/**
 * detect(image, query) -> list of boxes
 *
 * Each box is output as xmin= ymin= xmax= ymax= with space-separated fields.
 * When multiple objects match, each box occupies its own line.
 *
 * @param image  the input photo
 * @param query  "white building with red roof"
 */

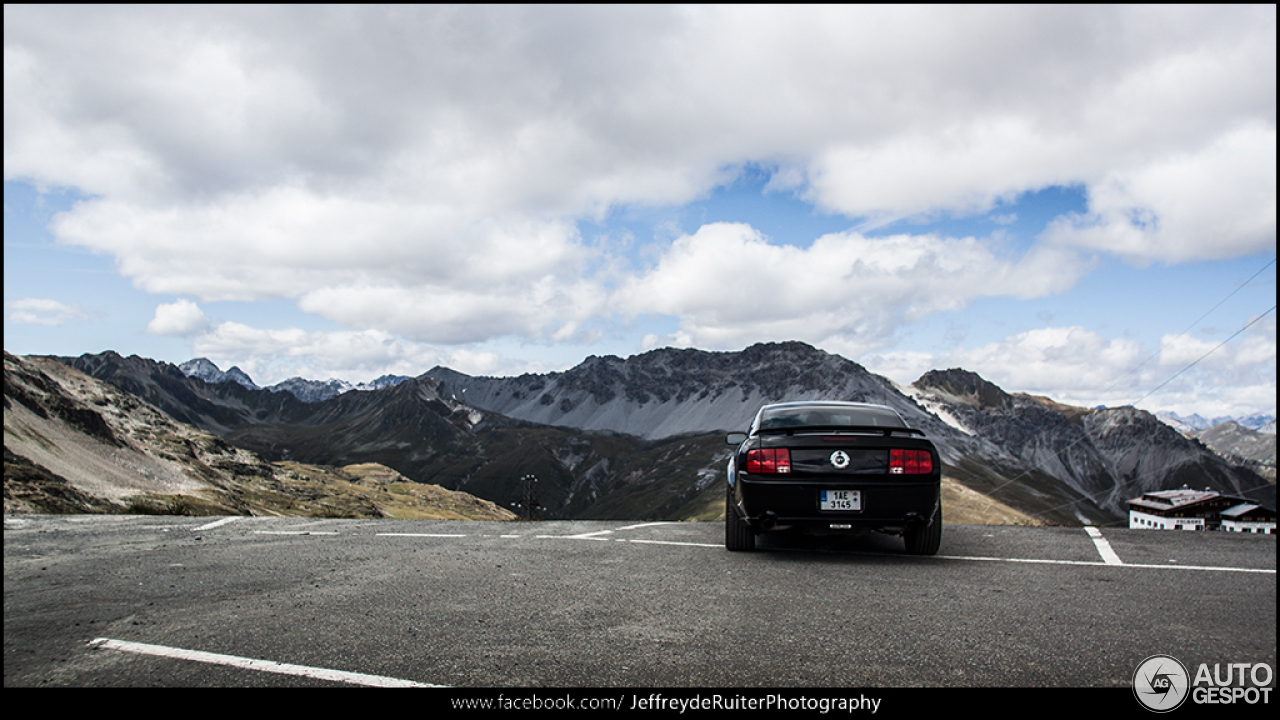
xmin=1128 ymin=488 xmax=1275 ymax=533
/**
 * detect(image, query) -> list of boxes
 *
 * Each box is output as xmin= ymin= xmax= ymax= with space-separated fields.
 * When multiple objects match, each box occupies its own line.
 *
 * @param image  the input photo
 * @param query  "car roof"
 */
xmin=760 ymin=401 xmax=899 ymax=411
xmin=746 ymin=402 xmax=922 ymax=436
xmin=762 ymin=399 xmax=896 ymax=407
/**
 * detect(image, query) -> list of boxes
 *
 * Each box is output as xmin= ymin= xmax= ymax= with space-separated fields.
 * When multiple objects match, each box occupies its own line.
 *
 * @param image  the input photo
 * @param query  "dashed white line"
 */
xmin=88 ymin=638 xmax=439 ymax=687
xmin=626 ymin=539 xmax=723 ymax=548
xmin=1085 ymin=526 xmax=1124 ymax=565
xmin=377 ymin=533 xmax=468 ymax=538
xmin=254 ymin=531 xmax=339 ymax=536
xmin=192 ymin=517 xmax=241 ymax=531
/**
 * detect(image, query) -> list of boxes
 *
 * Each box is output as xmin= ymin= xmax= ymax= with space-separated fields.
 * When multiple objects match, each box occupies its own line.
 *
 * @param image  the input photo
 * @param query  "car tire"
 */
xmin=904 ymin=502 xmax=942 ymax=556
xmin=725 ymin=482 xmax=755 ymax=552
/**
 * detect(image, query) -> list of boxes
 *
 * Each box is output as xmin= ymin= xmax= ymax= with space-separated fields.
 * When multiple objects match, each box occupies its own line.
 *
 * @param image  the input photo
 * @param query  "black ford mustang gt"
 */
xmin=724 ymin=401 xmax=942 ymax=554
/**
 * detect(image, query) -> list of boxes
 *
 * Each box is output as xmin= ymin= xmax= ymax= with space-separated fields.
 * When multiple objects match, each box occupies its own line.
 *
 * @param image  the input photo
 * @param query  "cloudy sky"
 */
xmin=5 ymin=6 xmax=1276 ymax=419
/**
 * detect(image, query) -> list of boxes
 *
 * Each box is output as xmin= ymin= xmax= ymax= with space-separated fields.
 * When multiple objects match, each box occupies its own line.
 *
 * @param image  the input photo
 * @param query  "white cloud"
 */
xmin=48 ymin=189 xmax=588 ymax=300
xmin=47 ymin=188 xmax=604 ymax=343
xmin=1156 ymin=313 xmax=1277 ymax=376
xmin=942 ymin=327 xmax=1147 ymax=401
xmin=864 ymin=317 xmax=1277 ymax=418
xmin=856 ymin=350 xmax=937 ymax=390
xmin=614 ymin=223 xmax=1091 ymax=352
xmin=1134 ymin=314 xmax=1275 ymax=419
xmin=296 ymin=276 xmax=606 ymax=346
xmin=4 ymin=298 xmax=88 ymax=326
xmin=2 ymin=5 xmax=1274 ymax=417
xmin=6 ymin=7 xmax=1273 ymax=341
xmin=145 ymin=299 xmax=209 ymax=336
xmin=189 ymin=321 xmax=551 ymax=386
xmin=1042 ymin=123 xmax=1276 ymax=263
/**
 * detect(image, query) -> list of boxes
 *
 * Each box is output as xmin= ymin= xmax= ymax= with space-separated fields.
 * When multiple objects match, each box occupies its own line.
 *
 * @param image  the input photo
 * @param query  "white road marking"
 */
xmin=254 ymin=531 xmax=339 ymax=536
xmin=192 ymin=517 xmax=241 ymax=531
xmin=614 ymin=522 xmax=680 ymax=531
xmin=626 ymin=539 xmax=723 ymax=548
xmin=88 ymin=637 xmax=440 ymax=687
xmin=278 ymin=520 xmax=355 ymax=530
xmin=565 ymin=525 xmax=614 ymax=535
xmin=933 ymin=554 xmax=1273 ymax=573
xmin=549 ymin=522 xmax=678 ymax=540
xmin=1112 ymin=562 xmax=1274 ymax=573
xmin=1085 ymin=526 xmax=1124 ymax=565
xmin=377 ymin=533 xmax=467 ymax=538
xmin=222 ymin=523 xmax=1271 ymax=574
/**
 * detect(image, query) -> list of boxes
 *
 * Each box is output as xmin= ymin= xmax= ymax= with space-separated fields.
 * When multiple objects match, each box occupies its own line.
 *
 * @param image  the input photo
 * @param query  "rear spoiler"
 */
xmin=757 ymin=425 xmax=927 ymax=438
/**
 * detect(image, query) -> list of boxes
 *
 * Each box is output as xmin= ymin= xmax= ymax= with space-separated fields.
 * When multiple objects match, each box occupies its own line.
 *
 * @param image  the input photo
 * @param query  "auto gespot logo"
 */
xmin=1134 ymin=655 xmax=1274 ymax=712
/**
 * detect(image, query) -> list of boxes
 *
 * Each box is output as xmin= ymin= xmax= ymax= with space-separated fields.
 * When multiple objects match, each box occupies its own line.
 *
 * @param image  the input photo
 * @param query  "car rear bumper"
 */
xmin=736 ymin=474 xmax=940 ymax=532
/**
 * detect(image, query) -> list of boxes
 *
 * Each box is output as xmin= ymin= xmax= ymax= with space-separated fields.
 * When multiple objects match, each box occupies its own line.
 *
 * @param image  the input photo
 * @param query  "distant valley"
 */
xmin=5 ymin=342 xmax=1274 ymax=525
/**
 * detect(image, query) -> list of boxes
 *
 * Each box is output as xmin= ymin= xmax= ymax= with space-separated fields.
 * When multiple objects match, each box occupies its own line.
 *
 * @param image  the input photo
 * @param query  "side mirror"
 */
xmin=725 ymin=432 xmax=748 ymax=446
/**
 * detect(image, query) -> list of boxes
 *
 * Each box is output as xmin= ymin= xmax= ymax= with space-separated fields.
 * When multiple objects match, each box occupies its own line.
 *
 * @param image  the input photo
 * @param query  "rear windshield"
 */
xmin=758 ymin=405 xmax=907 ymax=431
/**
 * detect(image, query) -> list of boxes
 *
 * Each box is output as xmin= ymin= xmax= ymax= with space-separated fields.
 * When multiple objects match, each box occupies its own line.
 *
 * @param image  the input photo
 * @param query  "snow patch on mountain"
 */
xmin=178 ymin=358 xmax=259 ymax=390
xmin=269 ymin=377 xmax=354 ymax=403
xmin=901 ymin=385 xmax=976 ymax=437
xmin=179 ymin=358 xmax=409 ymax=402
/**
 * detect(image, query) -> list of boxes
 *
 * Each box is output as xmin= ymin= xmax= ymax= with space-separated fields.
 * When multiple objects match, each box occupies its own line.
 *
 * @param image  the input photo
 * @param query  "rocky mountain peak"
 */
xmin=1193 ymin=420 xmax=1277 ymax=473
xmin=178 ymin=357 xmax=259 ymax=390
xmin=739 ymin=340 xmax=831 ymax=361
xmin=913 ymin=368 xmax=1012 ymax=410
xmin=178 ymin=357 xmax=220 ymax=379
xmin=423 ymin=340 xmax=904 ymax=441
xmin=222 ymin=366 xmax=259 ymax=389
xmin=269 ymin=376 xmax=353 ymax=403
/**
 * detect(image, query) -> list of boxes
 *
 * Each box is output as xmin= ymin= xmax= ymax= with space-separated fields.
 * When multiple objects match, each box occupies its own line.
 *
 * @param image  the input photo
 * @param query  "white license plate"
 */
xmin=820 ymin=490 xmax=861 ymax=511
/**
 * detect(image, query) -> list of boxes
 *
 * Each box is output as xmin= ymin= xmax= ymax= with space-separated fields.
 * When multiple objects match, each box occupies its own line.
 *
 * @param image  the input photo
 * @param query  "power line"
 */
xmin=1016 ymin=304 xmax=1277 ymax=522
xmin=1128 ymin=305 xmax=1275 ymax=409
xmin=965 ymin=257 xmax=1276 ymax=520
xmin=1092 ymin=258 xmax=1275 ymax=400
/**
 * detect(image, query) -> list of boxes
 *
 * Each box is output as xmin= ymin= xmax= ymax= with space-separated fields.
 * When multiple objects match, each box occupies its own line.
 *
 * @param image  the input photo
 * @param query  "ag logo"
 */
xmin=1133 ymin=654 xmax=1189 ymax=712
xmin=830 ymin=450 xmax=850 ymax=469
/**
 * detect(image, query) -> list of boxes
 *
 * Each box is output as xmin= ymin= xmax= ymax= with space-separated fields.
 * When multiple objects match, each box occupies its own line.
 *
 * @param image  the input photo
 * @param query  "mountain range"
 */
xmin=14 ymin=341 xmax=1268 ymax=526
xmin=172 ymin=351 xmax=1276 ymax=481
xmin=178 ymin=352 xmax=1276 ymax=439
xmin=4 ymin=352 xmax=514 ymax=520
xmin=179 ymin=357 xmax=411 ymax=402
xmin=1157 ymin=410 xmax=1276 ymax=434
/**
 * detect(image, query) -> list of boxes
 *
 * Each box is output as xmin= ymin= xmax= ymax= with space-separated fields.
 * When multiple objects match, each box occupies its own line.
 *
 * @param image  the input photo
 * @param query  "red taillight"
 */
xmin=890 ymin=449 xmax=933 ymax=475
xmin=746 ymin=448 xmax=791 ymax=474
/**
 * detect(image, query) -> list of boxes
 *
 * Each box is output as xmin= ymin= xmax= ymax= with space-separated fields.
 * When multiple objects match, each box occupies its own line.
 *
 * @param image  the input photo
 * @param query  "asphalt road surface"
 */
xmin=4 ymin=515 xmax=1275 ymax=688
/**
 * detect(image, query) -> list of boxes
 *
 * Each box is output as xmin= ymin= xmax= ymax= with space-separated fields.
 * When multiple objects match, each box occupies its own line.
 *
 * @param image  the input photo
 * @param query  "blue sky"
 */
xmin=4 ymin=6 xmax=1276 ymax=419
